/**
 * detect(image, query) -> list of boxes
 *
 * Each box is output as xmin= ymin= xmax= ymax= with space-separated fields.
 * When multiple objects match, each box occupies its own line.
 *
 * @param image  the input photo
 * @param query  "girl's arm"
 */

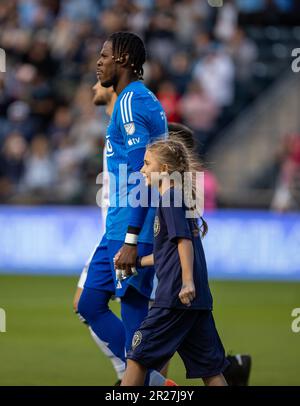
xmin=139 ymin=254 xmax=154 ymax=267
xmin=177 ymin=238 xmax=195 ymax=306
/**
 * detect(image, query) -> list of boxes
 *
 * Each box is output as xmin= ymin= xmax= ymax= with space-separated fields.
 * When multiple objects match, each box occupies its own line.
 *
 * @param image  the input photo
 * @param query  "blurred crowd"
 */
xmin=0 ymin=0 xmax=298 ymax=205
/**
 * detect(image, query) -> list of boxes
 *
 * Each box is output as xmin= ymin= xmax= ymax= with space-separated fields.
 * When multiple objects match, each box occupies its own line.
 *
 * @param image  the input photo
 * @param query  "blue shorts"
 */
xmin=127 ymin=307 xmax=229 ymax=379
xmin=84 ymin=234 xmax=155 ymax=299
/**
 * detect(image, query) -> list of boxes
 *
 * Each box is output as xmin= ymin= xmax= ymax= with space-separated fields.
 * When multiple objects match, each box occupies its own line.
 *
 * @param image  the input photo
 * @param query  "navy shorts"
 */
xmin=127 ymin=307 xmax=229 ymax=379
xmin=84 ymin=233 xmax=155 ymax=299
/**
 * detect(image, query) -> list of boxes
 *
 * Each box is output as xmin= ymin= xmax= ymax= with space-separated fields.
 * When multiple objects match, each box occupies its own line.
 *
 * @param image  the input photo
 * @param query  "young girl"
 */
xmin=121 ymin=138 xmax=229 ymax=386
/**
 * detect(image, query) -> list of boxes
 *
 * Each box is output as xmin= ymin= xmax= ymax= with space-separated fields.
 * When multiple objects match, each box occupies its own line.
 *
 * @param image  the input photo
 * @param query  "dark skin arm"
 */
xmin=114 ymin=244 xmax=138 ymax=276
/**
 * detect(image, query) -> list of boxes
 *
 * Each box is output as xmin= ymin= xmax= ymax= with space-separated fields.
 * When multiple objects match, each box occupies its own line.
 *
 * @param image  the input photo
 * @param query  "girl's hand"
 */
xmin=179 ymin=281 xmax=195 ymax=307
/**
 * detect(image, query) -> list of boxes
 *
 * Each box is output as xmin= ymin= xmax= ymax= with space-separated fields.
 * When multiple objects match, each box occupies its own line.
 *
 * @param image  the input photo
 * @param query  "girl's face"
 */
xmin=141 ymin=149 xmax=163 ymax=187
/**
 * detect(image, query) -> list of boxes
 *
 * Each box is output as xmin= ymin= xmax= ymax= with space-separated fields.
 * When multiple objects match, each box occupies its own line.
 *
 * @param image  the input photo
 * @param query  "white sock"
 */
xmin=89 ymin=327 xmax=126 ymax=380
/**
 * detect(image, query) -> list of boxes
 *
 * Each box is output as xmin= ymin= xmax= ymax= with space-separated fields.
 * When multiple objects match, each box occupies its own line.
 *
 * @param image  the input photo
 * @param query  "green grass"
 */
xmin=0 ymin=275 xmax=299 ymax=386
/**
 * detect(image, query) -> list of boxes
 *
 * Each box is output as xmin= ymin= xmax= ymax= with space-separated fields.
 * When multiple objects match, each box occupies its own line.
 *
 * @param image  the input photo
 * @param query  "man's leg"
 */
xmin=78 ymin=287 xmax=126 ymax=380
xmin=73 ymin=259 xmax=89 ymax=314
xmin=77 ymin=235 xmax=127 ymax=380
xmin=73 ymin=286 xmax=83 ymax=313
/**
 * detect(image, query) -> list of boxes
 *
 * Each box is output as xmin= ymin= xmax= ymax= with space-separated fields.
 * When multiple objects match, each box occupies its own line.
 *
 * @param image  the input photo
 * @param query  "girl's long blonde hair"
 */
xmin=147 ymin=136 xmax=208 ymax=237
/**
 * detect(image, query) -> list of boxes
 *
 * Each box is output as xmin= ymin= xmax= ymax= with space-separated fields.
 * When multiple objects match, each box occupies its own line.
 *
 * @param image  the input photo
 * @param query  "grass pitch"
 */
xmin=0 ymin=275 xmax=299 ymax=386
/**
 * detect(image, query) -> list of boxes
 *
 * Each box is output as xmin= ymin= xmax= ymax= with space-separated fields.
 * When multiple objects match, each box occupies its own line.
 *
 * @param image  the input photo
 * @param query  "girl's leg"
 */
xmin=121 ymin=359 xmax=147 ymax=386
xmin=203 ymin=374 xmax=228 ymax=386
xmin=121 ymin=287 xmax=172 ymax=386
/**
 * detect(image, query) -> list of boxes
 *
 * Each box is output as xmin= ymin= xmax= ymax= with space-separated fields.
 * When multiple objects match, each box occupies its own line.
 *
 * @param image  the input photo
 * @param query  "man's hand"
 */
xmin=114 ymin=244 xmax=138 ymax=276
xmin=179 ymin=281 xmax=195 ymax=307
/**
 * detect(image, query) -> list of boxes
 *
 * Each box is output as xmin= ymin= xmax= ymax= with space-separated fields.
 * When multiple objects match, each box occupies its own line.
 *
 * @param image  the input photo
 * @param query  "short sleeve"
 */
xmin=119 ymin=92 xmax=150 ymax=152
xmin=161 ymin=189 xmax=192 ymax=242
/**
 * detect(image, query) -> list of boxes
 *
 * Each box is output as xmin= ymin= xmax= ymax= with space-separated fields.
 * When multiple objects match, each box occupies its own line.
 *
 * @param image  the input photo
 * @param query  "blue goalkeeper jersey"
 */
xmin=105 ymin=81 xmax=168 ymax=243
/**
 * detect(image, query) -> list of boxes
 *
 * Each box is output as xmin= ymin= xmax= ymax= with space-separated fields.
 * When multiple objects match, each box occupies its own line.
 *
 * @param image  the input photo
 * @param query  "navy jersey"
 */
xmin=105 ymin=81 xmax=168 ymax=243
xmin=153 ymin=187 xmax=213 ymax=310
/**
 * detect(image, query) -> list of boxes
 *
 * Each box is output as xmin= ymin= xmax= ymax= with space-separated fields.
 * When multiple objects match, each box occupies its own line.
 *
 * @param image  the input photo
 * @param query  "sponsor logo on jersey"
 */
xmin=128 ymin=137 xmax=140 ymax=146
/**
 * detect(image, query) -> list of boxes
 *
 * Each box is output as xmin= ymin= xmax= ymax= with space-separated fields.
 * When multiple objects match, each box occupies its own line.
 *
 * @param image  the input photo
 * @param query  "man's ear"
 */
xmin=119 ymin=53 xmax=130 ymax=67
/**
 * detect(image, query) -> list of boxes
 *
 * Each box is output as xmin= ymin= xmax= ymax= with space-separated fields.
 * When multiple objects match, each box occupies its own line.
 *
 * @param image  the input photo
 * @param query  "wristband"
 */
xmin=125 ymin=233 xmax=138 ymax=245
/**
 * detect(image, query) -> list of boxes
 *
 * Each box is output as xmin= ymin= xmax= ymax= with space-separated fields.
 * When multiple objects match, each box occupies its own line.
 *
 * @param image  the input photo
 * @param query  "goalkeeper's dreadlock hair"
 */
xmin=108 ymin=32 xmax=146 ymax=80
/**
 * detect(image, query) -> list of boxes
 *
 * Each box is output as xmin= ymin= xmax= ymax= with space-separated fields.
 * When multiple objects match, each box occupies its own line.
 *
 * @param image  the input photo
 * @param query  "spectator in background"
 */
xmin=99 ymin=8 xmax=126 ymax=34
xmin=203 ymin=170 xmax=219 ymax=212
xmin=272 ymin=0 xmax=294 ymax=12
xmin=29 ymin=71 xmax=56 ymax=132
xmin=5 ymin=101 xmax=36 ymax=142
xmin=236 ymin=0 xmax=266 ymax=14
xmin=47 ymin=106 xmax=73 ymax=149
xmin=49 ymin=17 xmax=79 ymax=61
xmin=226 ymin=27 xmax=258 ymax=107
xmin=69 ymin=83 xmax=105 ymax=162
xmin=24 ymin=32 xmax=56 ymax=78
xmin=145 ymin=2 xmax=177 ymax=66
xmin=169 ymin=52 xmax=191 ymax=94
xmin=53 ymin=135 xmax=82 ymax=203
xmin=144 ymin=60 xmax=166 ymax=94
xmin=214 ymin=0 xmax=238 ymax=43
xmin=17 ymin=0 xmax=57 ymax=29
xmin=157 ymin=80 xmax=181 ymax=123
xmin=0 ymin=131 xmax=27 ymax=201
xmin=13 ymin=64 xmax=38 ymax=102
xmin=226 ymin=28 xmax=258 ymax=84
xmin=193 ymin=46 xmax=235 ymax=108
xmin=174 ymin=0 xmax=210 ymax=46
xmin=22 ymin=135 xmax=56 ymax=195
xmin=179 ymin=81 xmax=219 ymax=152
xmin=271 ymin=133 xmax=300 ymax=211
xmin=127 ymin=1 xmax=150 ymax=36
xmin=193 ymin=31 xmax=214 ymax=59
xmin=60 ymin=0 xmax=100 ymax=22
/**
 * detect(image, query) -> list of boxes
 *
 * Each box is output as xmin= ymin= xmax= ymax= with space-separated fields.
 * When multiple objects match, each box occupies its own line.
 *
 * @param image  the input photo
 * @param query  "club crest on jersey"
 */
xmin=124 ymin=122 xmax=135 ymax=136
xmin=154 ymin=216 xmax=160 ymax=237
xmin=132 ymin=331 xmax=142 ymax=350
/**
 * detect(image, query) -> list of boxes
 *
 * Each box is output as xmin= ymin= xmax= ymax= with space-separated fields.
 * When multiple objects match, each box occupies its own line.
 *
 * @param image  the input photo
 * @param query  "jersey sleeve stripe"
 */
xmin=128 ymin=91 xmax=133 ymax=122
xmin=120 ymin=93 xmax=127 ymax=124
xmin=123 ymin=92 xmax=130 ymax=123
